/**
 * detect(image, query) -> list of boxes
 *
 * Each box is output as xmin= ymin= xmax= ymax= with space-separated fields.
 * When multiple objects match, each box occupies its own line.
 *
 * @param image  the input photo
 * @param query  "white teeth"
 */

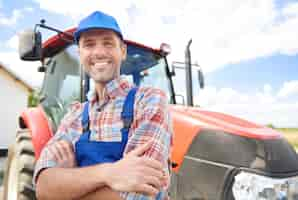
xmin=94 ymin=62 xmax=108 ymax=66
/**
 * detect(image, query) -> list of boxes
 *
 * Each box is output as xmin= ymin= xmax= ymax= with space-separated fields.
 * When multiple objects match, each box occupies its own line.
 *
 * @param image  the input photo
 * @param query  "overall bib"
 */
xmin=74 ymin=87 xmax=164 ymax=199
xmin=75 ymin=87 xmax=138 ymax=167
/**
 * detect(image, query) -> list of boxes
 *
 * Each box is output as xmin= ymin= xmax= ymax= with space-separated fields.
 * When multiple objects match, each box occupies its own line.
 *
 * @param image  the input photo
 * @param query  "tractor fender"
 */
xmin=20 ymin=105 xmax=53 ymax=160
xmin=170 ymin=106 xmax=202 ymax=172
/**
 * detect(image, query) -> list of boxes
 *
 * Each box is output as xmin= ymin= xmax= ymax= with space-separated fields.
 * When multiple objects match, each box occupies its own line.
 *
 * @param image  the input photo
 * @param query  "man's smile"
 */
xmin=91 ymin=60 xmax=112 ymax=70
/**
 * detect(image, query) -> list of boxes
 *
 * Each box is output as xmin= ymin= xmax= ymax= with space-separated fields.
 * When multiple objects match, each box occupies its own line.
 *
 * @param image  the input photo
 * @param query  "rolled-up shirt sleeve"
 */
xmin=33 ymin=102 xmax=83 ymax=185
xmin=120 ymin=88 xmax=173 ymax=200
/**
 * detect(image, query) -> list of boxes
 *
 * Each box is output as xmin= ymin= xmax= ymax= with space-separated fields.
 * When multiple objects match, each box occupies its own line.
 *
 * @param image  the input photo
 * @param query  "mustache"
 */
xmin=88 ymin=55 xmax=112 ymax=61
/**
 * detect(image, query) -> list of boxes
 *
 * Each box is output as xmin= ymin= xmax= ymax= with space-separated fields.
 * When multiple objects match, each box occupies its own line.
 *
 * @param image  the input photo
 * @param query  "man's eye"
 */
xmin=104 ymin=41 xmax=114 ymax=47
xmin=83 ymin=42 xmax=94 ymax=48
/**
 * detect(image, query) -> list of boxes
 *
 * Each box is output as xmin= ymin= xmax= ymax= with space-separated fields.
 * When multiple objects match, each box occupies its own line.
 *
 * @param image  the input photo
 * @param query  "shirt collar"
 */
xmin=87 ymin=75 xmax=133 ymax=105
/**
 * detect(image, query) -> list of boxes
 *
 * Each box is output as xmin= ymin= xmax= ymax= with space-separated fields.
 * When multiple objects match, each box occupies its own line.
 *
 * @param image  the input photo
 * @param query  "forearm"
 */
xmin=36 ymin=163 xmax=111 ymax=200
xmin=79 ymin=186 xmax=122 ymax=200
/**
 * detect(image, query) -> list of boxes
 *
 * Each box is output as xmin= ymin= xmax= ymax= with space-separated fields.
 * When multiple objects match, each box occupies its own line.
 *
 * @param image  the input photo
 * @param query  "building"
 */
xmin=0 ymin=63 xmax=33 ymax=153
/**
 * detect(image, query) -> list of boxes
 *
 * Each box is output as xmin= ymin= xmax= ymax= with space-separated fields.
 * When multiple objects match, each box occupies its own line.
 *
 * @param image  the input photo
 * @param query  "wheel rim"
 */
xmin=6 ymin=152 xmax=18 ymax=200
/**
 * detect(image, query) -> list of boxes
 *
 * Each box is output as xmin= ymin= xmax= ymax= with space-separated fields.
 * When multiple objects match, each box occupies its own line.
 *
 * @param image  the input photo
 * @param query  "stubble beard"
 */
xmin=87 ymin=65 xmax=120 ymax=85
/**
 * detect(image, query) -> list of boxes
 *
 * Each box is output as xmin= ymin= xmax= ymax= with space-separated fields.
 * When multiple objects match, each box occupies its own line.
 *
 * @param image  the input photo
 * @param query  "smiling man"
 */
xmin=34 ymin=11 xmax=172 ymax=200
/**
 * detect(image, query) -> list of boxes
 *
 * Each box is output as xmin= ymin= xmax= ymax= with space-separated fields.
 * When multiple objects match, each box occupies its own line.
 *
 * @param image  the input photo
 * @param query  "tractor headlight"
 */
xmin=232 ymin=171 xmax=298 ymax=200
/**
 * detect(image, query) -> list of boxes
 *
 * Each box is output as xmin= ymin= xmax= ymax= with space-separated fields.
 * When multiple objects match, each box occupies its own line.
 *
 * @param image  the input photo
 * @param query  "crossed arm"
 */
xmin=35 ymin=88 xmax=172 ymax=200
xmin=36 ymin=140 xmax=166 ymax=200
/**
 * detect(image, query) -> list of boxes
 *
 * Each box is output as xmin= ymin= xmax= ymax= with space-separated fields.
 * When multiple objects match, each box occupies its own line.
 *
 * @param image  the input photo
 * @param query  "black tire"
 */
xmin=3 ymin=129 xmax=36 ymax=200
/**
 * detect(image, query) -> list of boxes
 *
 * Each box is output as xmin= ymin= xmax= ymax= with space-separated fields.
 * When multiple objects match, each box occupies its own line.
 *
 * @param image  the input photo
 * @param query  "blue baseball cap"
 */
xmin=74 ymin=11 xmax=123 ymax=43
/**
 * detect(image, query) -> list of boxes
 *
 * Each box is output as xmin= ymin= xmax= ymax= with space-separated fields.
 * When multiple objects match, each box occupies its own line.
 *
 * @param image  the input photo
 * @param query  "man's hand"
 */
xmin=106 ymin=140 xmax=166 ymax=197
xmin=48 ymin=140 xmax=77 ymax=168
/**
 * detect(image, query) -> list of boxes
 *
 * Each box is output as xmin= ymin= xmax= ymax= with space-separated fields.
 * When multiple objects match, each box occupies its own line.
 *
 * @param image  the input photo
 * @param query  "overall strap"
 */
xmin=81 ymin=87 xmax=138 ymax=139
xmin=121 ymin=87 xmax=138 ymax=134
xmin=82 ymin=101 xmax=90 ymax=133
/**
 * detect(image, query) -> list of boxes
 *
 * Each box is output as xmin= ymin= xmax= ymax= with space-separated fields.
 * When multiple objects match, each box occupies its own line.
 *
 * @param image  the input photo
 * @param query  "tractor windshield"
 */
xmin=40 ymin=44 xmax=173 ymax=131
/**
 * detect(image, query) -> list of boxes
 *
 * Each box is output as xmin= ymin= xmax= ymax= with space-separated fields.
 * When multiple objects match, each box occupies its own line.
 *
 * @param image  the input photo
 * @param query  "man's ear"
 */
xmin=121 ymin=42 xmax=127 ymax=61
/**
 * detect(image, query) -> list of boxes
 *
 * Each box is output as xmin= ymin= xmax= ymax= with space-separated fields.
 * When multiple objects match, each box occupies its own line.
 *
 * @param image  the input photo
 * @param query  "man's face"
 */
xmin=78 ymin=29 xmax=126 ymax=84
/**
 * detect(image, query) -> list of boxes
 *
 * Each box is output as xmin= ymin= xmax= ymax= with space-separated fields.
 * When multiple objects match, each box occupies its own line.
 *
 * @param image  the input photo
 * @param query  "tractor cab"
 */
xmin=39 ymin=41 xmax=175 ymax=132
xmin=18 ymin=21 xmax=203 ymax=132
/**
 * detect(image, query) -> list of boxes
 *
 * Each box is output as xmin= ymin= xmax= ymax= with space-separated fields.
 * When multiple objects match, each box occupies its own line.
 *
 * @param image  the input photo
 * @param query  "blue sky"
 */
xmin=208 ymin=53 xmax=298 ymax=93
xmin=0 ymin=0 xmax=297 ymax=127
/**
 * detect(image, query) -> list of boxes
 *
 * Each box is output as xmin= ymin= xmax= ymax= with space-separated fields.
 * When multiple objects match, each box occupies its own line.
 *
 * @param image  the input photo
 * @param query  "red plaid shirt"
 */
xmin=34 ymin=76 xmax=173 ymax=200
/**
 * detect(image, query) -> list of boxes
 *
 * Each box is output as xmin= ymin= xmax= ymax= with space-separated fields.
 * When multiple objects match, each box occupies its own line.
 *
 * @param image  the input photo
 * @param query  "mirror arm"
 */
xmin=35 ymin=19 xmax=74 ymax=43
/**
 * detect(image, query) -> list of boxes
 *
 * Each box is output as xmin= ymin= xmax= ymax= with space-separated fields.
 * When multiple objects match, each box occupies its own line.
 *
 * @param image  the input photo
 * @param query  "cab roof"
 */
xmin=42 ymin=28 xmax=163 ymax=58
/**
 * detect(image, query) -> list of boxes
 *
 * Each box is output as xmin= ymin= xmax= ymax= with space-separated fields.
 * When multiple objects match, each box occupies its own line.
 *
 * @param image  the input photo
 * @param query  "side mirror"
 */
xmin=18 ymin=29 xmax=42 ymax=61
xmin=198 ymin=69 xmax=205 ymax=89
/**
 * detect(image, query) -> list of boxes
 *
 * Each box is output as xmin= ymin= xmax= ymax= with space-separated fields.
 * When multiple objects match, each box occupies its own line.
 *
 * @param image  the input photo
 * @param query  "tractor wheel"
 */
xmin=3 ymin=129 xmax=36 ymax=200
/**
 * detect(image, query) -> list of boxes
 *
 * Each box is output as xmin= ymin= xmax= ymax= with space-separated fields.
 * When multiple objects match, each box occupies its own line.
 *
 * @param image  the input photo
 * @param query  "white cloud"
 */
xmin=0 ymin=9 xmax=22 ymax=26
xmin=33 ymin=0 xmax=131 ymax=28
xmin=264 ymin=84 xmax=272 ymax=94
xmin=217 ymin=88 xmax=238 ymax=104
xmin=278 ymin=80 xmax=298 ymax=98
xmin=30 ymin=0 xmax=298 ymax=73
xmin=0 ymin=7 xmax=33 ymax=26
xmin=256 ymin=91 xmax=276 ymax=104
xmin=24 ymin=7 xmax=34 ymax=12
xmin=195 ymin=86 xmax=218 ymax=106
xmin=0 ymin=50 xmax=42 ymax=88
xmin=195 ymin=83 xmax=298 ymax=127
xmin=6 ymin=35 xmax=18 ymax=50
xmin=282 ymin=2 xmax=298 ymax=17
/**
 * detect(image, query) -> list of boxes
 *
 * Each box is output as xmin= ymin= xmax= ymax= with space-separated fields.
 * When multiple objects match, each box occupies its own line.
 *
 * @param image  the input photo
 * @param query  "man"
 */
xmin=34 ymin=10 xmax=172 ymax=200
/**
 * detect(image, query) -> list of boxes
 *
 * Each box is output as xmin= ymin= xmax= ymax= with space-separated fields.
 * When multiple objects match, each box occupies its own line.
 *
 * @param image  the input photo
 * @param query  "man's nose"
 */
xmin=91 ymin=43 xmax=108 ymax=57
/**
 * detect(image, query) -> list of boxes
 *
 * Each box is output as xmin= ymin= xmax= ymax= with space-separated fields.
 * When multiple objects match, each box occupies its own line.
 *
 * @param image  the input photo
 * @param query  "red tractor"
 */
xmin=3 ymin=20 xmax=298 ymax=200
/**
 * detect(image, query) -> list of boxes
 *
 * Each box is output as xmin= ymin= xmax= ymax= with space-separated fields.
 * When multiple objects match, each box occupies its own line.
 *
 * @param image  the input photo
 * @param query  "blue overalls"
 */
xmin=75 ymin=87 xmax=138 ymax=167
xmin=74 ymin=87 xmax=164 ymax=199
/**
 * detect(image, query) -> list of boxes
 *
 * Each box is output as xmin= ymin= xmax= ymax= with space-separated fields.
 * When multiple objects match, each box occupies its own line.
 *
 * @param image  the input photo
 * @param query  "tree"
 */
xmin=267 ymin=123 xmax=275 ymax=129
xmin=27 ymin=90 xmax=40 ymax=107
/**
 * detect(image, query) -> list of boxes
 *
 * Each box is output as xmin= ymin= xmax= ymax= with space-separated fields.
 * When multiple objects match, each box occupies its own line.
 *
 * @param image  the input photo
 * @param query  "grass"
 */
xmin=276 ymin=128 xmax=298 ymax=150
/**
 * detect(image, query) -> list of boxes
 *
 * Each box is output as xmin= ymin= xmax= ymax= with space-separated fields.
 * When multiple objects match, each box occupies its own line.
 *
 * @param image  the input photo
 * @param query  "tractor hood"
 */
xmin=170 ymin=105 xmax=282 ymax=140
xmin=169 ymin=105 xmax=298 ymax=175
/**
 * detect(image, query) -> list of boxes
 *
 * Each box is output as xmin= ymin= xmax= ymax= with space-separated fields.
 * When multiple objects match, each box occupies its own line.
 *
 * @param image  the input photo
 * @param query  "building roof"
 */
xmin=0 ymin=62 xmax=34 ymax=92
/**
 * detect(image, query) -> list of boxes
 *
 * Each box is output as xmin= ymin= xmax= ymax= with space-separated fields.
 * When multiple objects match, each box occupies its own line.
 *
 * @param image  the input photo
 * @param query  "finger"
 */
xmin=135 ymin=184 xmax=159 ymax=197
xmin=143 ymin=176 xmax=162 ymax=190
xmin=128 ymin=139 xmax=154 ymax=157
xmin=61 ymin=141 xmax=76 ymax=165
xmin=60 ymin=140 xmax=75 ymax=159
xmin=55 ymin=142 xmax=68 ymax=160
xmin=48 ymin=145 xmax=63 ymax=162
xmin=141 ymin=166 xmax=164 ymax=180
xmin=141 ymin=157 xmax=163 ymax=171
xmin=161 ymin=173 xmax=169 ymax=187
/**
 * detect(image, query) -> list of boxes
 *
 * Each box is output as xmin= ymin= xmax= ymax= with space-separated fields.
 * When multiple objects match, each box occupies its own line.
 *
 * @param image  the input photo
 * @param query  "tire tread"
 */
xmin=3 ymin=129 xmax=36 ymax=200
